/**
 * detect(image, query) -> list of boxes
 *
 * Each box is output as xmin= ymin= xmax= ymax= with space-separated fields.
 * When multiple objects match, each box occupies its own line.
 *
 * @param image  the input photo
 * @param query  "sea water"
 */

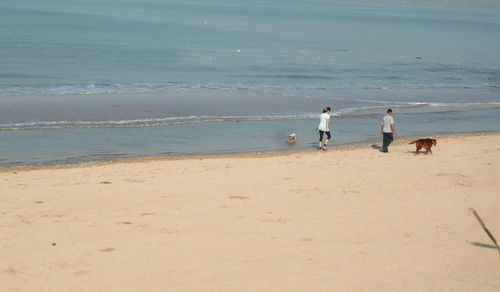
xmin=1 ymin=0 xmax=499 ymax=167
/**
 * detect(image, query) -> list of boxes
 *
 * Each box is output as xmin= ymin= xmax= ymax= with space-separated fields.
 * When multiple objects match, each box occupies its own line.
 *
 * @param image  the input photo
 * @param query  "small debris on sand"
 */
xmin=229 ymin=196 xmax=249 ymax=200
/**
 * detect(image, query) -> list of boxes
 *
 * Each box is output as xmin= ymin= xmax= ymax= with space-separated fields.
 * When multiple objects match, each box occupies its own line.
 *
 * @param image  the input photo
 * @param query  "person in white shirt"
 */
xmin=318 ymin=107 xmax=331 ymax=150
xmin=380 ymin=108 xmax=396 ymax=153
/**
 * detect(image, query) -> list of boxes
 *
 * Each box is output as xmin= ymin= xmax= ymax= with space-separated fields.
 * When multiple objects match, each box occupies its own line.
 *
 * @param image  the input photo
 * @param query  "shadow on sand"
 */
xmin=371 ymin=145 xmax=384 ymax=152
xmin=470 ymin=241 xmax=499 ymax=250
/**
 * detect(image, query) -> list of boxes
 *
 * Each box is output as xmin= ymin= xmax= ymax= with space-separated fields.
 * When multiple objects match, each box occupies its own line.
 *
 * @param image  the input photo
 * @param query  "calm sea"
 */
xmin=1 ymin=0 xmax=500 ymax=167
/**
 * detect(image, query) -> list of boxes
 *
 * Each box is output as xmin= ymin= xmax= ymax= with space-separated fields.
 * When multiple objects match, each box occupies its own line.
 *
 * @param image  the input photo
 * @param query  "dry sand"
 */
xmin=1 ymin=134 xmax=499 ymax=291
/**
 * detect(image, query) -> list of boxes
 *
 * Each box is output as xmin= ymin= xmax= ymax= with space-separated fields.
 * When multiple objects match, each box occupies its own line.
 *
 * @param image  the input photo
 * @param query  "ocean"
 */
xmin=1 ymin=0 xmax=500 ymax=167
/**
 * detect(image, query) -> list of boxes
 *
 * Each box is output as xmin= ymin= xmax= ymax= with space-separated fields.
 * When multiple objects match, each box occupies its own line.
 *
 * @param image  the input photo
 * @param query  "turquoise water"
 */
xmin=1 ymin=0 xmax=500 ymax=166
xmin=2 ymin=0 xmax=500 ymax=91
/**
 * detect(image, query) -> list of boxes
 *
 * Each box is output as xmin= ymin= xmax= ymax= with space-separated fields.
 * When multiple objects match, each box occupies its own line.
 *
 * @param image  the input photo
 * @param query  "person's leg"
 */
xmin=382 ymin=133 xmax=389 ymax=152
xmin=323 ymin=131 xmax=331 ymax=148
xmin=319 ymin=131 xmax=324 ymax=148
xmin=387 ymin=133 xmax=394 ymax=149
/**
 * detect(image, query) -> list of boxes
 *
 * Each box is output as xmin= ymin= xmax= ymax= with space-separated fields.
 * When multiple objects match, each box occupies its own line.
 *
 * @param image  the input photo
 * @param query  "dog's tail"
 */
xmin=409 ymin=140 xmax=416 ymax=144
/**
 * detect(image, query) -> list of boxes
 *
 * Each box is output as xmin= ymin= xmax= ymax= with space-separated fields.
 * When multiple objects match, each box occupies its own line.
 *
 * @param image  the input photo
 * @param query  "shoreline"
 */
xmin=2 ymin=131 xmax=499 ymax=173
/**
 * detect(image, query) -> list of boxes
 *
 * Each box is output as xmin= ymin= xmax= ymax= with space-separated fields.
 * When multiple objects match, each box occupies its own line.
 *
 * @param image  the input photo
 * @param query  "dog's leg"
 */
xmin=416 ymin=145 xmax=421 ymax=154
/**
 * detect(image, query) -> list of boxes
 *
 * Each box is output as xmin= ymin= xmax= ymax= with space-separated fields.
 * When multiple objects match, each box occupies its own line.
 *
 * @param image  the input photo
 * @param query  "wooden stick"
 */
xmin=470 ymin=208 xmax=500 ymax=257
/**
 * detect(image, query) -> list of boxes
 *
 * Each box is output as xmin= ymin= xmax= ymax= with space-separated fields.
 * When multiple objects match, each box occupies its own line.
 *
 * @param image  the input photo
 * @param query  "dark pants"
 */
xmin=382 ymin=132 xmax=393 ymax=152
xmin=319 ymin=130 xmax=331 ymax=142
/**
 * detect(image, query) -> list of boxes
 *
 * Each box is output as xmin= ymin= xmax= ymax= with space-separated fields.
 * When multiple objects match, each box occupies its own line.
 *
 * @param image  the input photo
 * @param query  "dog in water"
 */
xmin=288 ymin=133 xmax=296 ymax=144
xmin=409 ymin=138 xmax=437 ymax=154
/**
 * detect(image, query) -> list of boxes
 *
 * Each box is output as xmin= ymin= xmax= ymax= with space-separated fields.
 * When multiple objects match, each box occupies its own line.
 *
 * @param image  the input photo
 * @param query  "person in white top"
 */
xmin=380 ymin=108 xmax=396 ymax=153
xmin=318 ymin=107 xmax=331 ymax=150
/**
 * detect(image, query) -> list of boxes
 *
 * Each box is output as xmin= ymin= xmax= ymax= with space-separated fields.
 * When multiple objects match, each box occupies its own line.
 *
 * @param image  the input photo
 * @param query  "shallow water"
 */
xmin=2 ymin=107 xmax=499 ymax=167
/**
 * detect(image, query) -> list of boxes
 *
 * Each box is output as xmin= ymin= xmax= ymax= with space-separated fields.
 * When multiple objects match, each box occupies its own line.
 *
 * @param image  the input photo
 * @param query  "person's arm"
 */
xmin=391 ymin=123 xmax=396 ymax=136
xmin=380 ymin=122 xmax=384 ymax=134
xmin=327 ymin=117 xmax=330 ymax=131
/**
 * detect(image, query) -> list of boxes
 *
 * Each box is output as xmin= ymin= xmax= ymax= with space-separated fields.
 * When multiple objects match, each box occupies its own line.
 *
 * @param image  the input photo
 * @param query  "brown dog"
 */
xmin=409 ymin=138 xmax=437 ymax=154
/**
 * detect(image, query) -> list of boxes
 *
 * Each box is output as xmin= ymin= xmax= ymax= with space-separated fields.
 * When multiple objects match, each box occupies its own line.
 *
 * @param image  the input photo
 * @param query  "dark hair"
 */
xmin=322 ymin=108 xmax=327 ymax=113
xmin=326 ymin=107 xmax=331 ymax=111
xmin=387 ymin=108 xmax=393 ymax=113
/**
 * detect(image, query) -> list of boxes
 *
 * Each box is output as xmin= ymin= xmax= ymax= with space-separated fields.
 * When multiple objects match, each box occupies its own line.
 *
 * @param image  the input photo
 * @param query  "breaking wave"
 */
xmin=2 ymin=101 xmax=499 ymax=131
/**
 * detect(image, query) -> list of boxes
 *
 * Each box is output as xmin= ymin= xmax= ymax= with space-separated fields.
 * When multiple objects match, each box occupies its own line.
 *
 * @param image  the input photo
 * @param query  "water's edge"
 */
xmin=2 ymin=131 xmax=497 ymax=172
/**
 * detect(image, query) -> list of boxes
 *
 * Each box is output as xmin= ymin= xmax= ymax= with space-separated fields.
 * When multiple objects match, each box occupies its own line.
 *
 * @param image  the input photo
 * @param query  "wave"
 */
xmin=0 ymin=115 xmax=318 ymax=130
xmin=2 ymin=101 xmax=499 ymax=131
xmin=0 ymin=82 xmax=496 ymax=96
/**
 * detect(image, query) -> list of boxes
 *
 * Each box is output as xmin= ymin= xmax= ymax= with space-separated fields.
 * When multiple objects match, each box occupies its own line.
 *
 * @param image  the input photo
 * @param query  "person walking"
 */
xmin=381 ymin=108 xmax=396 ymax=153
xmin=318 ymin=107 xmax=331 ymax=150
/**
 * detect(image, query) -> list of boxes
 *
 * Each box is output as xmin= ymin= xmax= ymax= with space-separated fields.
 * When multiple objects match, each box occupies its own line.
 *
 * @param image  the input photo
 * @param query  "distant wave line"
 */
xmin=0 ymin=82 xmax=496 ymax=96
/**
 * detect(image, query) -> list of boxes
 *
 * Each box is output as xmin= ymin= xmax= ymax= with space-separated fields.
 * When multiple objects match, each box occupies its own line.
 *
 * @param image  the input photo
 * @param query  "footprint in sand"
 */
xmin=124 ymin=179 xmax=143 ymax=183
xmin=42 ymin=214 xmax=66 ymax=218
xmin=35 ymin=201 xmax=44 ymax=204
xmin=54 ymin=260 xmax=82 ymax=268
xmin=455 ymin=182 xmax=472 ymax=187
xmin=99 ymin=181 xmax=112 ymax=184
xmin=229 ymin=196 xmax=249 ymax=200
xmin=262 ymin=218 xmax=287 ymax=224
xmin=161 ymin=228 xmax=179 ymax=235
xmin=313 ymin=187 xmax=326 ymax=195
xmin=436 ymin=172 xmax=466 ymax=177
xmin=74 ymin=270 xmax=87 ymax=276
xmin=3 ymin=268 xmax=17 ymax=275
xmin=100 ymin=247 xmax=115 ymax=252
xmin=135 ymin=224 xmax=149 ymax=229
xmin=117 ymin=221 xmax=132 ymax=225
xmin=140 ymin=212 xmax=154 ymax=216
xmin=343 ymin=190 xmax=360 ymax=194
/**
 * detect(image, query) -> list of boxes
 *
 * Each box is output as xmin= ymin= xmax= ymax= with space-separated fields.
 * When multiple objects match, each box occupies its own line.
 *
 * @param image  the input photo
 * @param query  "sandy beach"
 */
xmin=1 ymin=134 xmax=499 ymax=291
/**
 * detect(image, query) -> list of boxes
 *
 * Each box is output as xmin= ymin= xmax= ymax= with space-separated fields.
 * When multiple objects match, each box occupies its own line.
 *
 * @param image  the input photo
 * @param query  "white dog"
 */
xmin=288 ymin=133 xmax=296 ymax=144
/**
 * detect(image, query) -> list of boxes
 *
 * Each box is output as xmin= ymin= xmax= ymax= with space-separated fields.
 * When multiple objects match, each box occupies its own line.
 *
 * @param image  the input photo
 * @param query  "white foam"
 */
xmin=2 ymin=100 xmax=499 ymax=131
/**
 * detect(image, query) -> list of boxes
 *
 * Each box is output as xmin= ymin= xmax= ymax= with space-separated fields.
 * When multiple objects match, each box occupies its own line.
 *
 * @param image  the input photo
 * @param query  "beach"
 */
xmin=1 ymin=134 xmax=499 ymax=291
xmin=2 ymin=0 xmax=500 ymax=290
